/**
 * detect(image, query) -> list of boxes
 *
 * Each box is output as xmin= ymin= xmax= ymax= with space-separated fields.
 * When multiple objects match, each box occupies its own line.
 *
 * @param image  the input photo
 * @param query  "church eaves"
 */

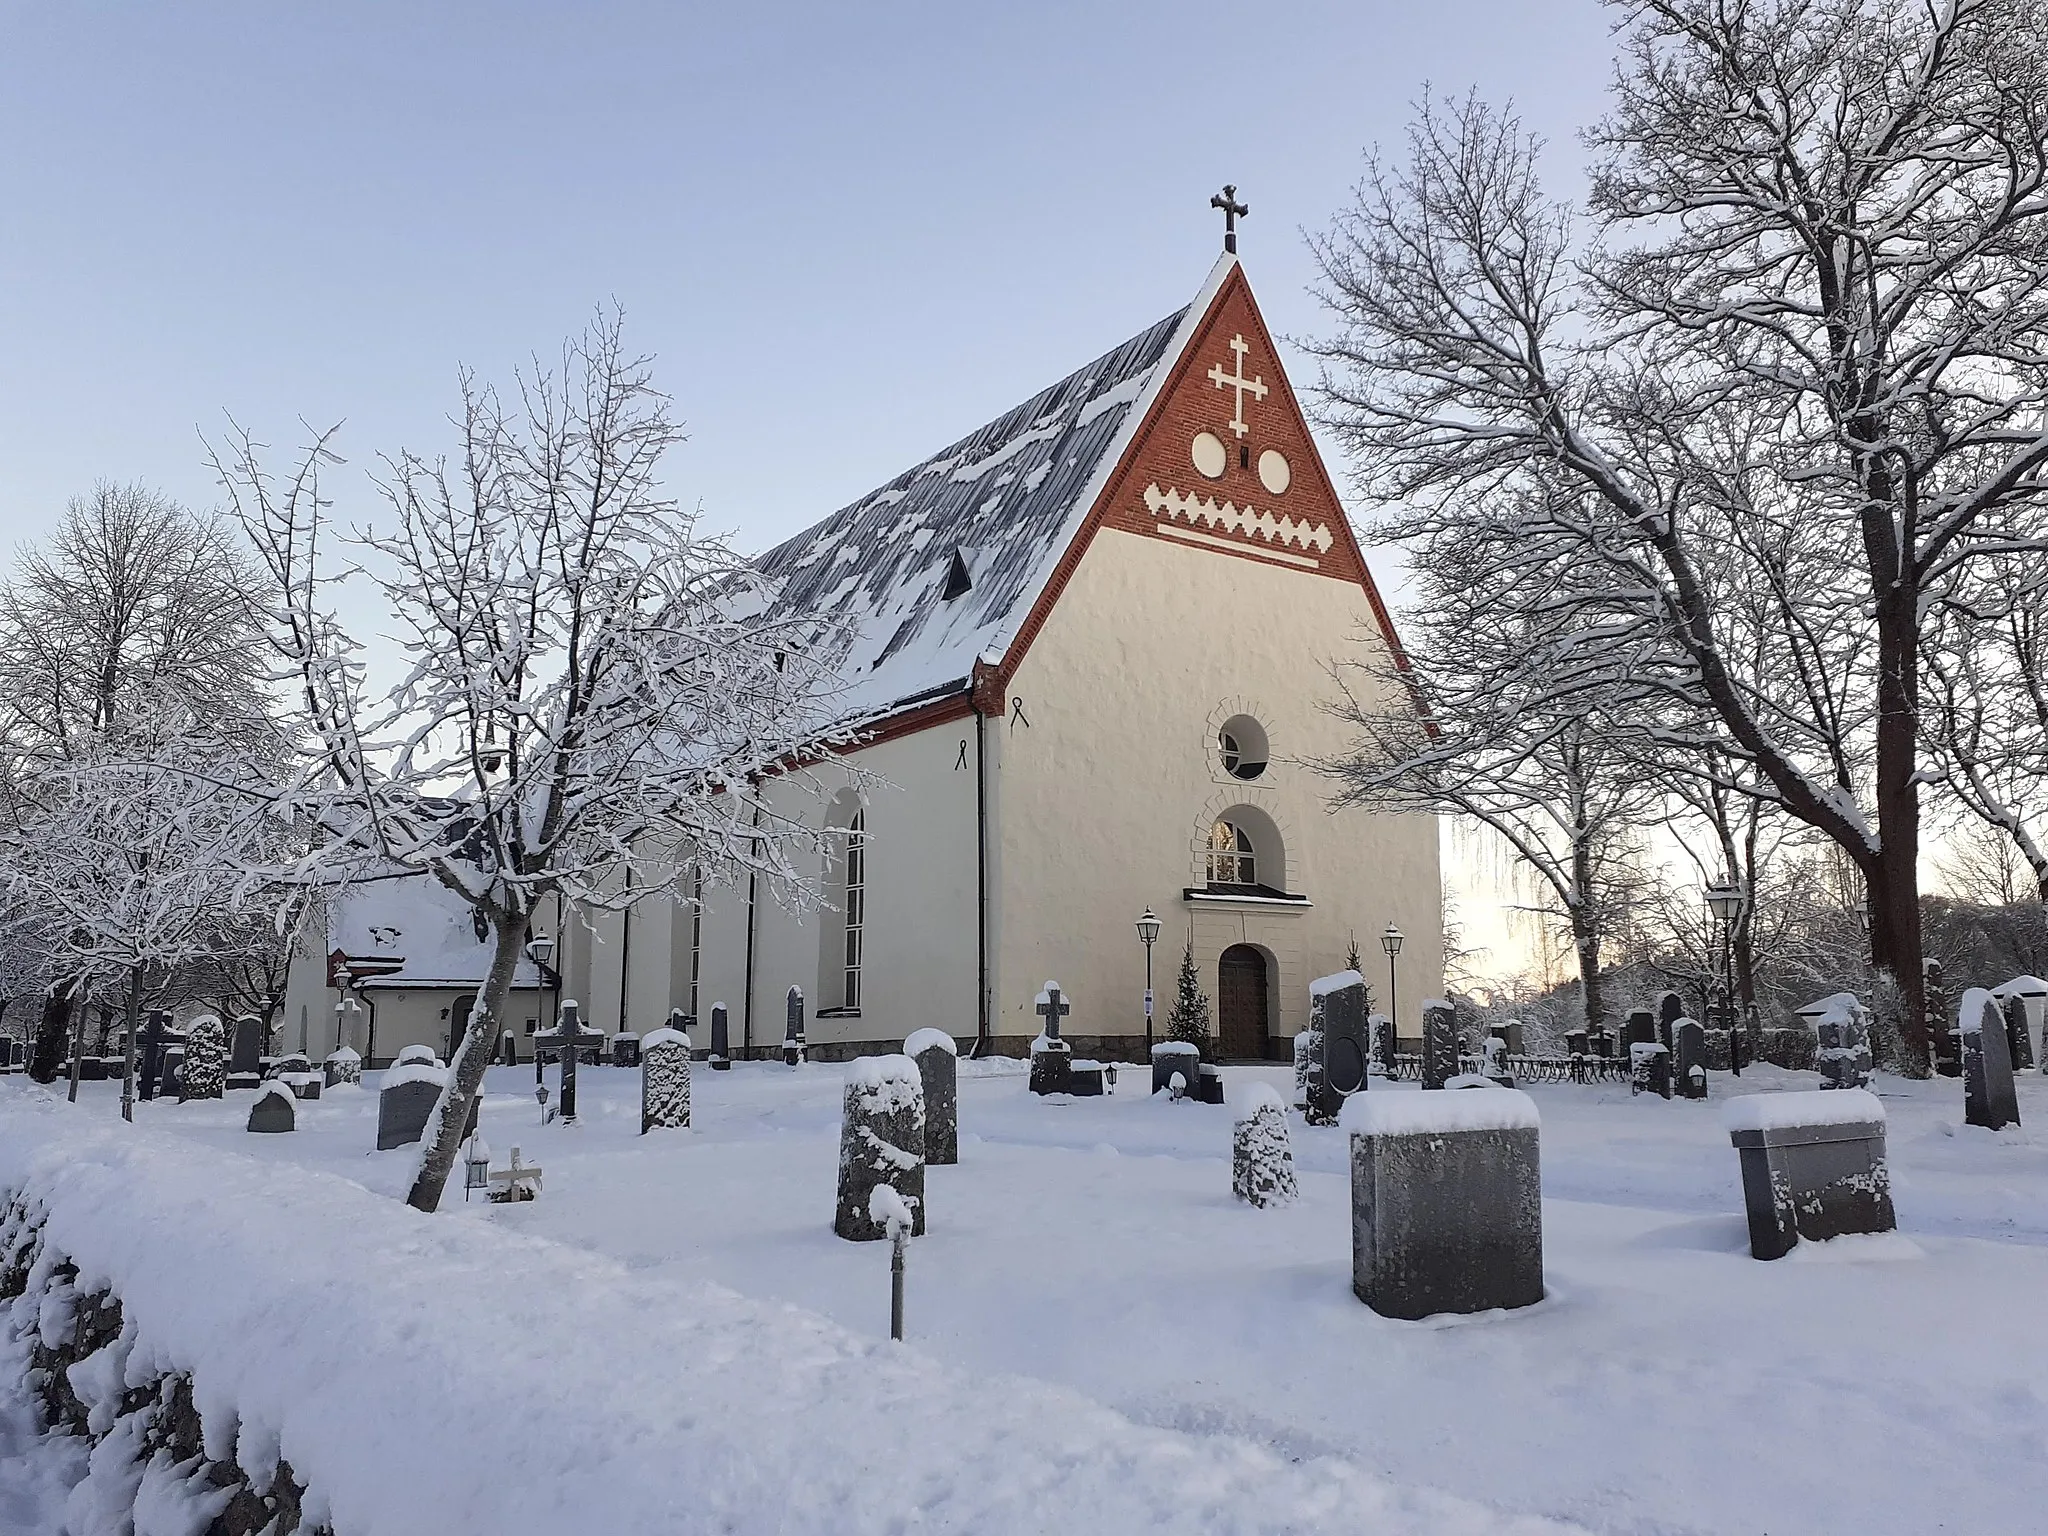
xmin=753 ymin=256 xmax=1241 ymax=729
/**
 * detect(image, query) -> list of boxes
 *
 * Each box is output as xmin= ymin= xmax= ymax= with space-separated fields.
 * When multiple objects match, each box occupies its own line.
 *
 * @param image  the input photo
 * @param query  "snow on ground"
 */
xmin=8 ymin=1058 xmax=2048 ymax=1535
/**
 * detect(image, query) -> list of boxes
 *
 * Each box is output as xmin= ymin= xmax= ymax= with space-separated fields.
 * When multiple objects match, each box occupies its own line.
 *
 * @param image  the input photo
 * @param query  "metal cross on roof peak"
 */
xmin=1210 ymin=185 xmax=1249 ymax=254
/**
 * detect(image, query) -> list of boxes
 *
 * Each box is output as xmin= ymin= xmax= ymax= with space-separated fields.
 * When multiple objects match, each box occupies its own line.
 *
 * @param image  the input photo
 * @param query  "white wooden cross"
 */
xmin=1207 ymin=334 xmax=1268 ymax=439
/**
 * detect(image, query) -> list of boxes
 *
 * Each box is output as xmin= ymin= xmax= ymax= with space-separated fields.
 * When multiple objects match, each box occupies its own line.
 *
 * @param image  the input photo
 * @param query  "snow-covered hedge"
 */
xmin=0 ymin=1088 xmax=1572 ymax=1535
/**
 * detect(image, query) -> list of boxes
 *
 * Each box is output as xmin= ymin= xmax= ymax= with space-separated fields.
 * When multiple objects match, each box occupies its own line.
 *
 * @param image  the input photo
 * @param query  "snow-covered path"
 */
xmin=11 ymin=1060 xmax=2048 ymax=1534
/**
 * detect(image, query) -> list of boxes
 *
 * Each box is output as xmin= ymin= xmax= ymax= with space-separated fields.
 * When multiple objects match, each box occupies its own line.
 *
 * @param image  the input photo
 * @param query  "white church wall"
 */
xmin=992 ymin=527 xmax=1443 ymax=1051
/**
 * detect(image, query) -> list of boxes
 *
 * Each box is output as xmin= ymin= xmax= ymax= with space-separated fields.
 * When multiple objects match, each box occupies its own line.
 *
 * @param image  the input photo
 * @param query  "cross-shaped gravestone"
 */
xmin=541 ymin=1000 xmax=604 ymax=1122
xmin=1207 ymin=334 xmax=1268 ymax=440
xmin=138 ymin=1012 xmax=177 ymax=1101
xmin=1209 ymin=183 xmax=1249 ymax=254
xmin=1035 ymin=984 xmax=1070 ymax=1042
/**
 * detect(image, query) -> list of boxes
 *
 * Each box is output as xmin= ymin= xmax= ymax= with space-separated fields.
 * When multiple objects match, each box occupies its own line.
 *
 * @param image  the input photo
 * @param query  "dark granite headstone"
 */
xmin=228 ymin=1015 xmax=265 ymax=1086
xmin=709 ymin=1002 xmax=730 ymax=1069
xmin=1564 ymin=1030 xmax=1589 ymax=1058
xmin=1310 ymin=977 xmax=1369 ymax=1122
xmin=2001 ymin=994 xmax=2034 ymax=1073
xmin=1034 ymin=983 xmax=1071 ymax=1043
xmin=137 ymin=1012 xmax=177 ymax=1101
xmin=1348 ymin=1091 xmax=1544 ymax=1319
xmin=1490 ymin=1019 xmax=1525 ymax=1057
xmin=1674 ymin=1019 xmax=1708 ymax=1099
xmin=1151 ymin=1040 xmax=1200 ymax=1096
xmin=1926 ymin=960 xmax=1961 ymax=1077
xmin=1068 ymin=1060 xmax=1107 ymax=1097
xmin=161 ymin=1049 xmax=185 ymax=1099
xmin=610 ymin=1033 xmax=641 ymax=1069
xmin=640 ymin=1026 xmax=691 ymax=1133
xmin=246 ymin=1084 xmax=296 ymax=1134
xmin=1797 ymin=993 xmax=1873 ymax=1091
xmin=1963 ymin=989 xmax=2021 ymax=1132
xmin=1624 ymin=1009 xmax=1657 ymax=1049
xmin=1657 ymin=993 xmax=1683 ymax=1056
xmin=1630 ymin=1042 xmax=1673 ymax=1099
xmin=1373 ymin=1015 xmax=1398 ymax=1075
xmin=784 ymin=986 xmax=806 ymax=1066
xmin=1195 ymin=1062 xmax=1224 ymax=1104
xmin=1727 ymin=1091 xmax=1895 ymax=1259
xmin=376 ymin=1070 xmax=445 ymax=1150
xmin=906 ymin=1030 xmax=957 ymax=1164
xmin=76 ymin=1057 xmax=107 ymax=1081
xmin=834 ymin=1056 xmax=925 ymax=1241
xmin=1029 ymin=1038 xmax=1074 ymax=1096
xmin=1421 ymin=1001 xmax=1459 ymax=1090
xmin=1589 ymin=1028 xmax=1615 ymax=1059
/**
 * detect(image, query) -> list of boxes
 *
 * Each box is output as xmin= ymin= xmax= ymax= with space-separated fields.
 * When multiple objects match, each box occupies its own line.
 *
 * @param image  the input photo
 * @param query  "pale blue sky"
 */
xmin=0 ymin=2 xmax=1612 ymax=553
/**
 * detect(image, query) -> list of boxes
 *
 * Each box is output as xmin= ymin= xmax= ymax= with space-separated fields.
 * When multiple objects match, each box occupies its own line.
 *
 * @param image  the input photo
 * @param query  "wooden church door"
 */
xmin=1217 ymin=945 xmax=1269 ymax=1059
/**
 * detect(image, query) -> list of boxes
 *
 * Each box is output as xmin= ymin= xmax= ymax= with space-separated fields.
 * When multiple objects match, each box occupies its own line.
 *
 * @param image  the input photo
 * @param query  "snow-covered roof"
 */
xmin=331 ymin=876 xmax=546 ymax=991
xmin=754 ymin=258 xmax=1234 ymax=724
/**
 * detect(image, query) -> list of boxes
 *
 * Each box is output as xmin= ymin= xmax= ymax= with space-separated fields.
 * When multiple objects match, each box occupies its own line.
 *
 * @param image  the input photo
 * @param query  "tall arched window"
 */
xmin=842 ymin=810 xmax=866 ymax=1009
xmin=1207 ymin=818 xmax=1256 ymax=887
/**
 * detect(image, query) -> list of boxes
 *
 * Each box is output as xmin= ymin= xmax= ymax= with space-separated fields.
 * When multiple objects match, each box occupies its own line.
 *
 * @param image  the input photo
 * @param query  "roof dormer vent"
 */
xmin=941 ymin=548 xmax=974 ymax=601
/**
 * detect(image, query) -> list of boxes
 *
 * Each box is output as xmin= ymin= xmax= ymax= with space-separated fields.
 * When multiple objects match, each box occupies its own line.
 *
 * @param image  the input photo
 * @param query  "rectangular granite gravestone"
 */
xmin=1028 ymin=1036 xmax=1074 ymax=1095
xmin=1307 ymin=971 xmax=1370 ymax=1123
xmin=1657 ymin=993 xmax=1683 ymax=1056
xmin=1961 ymin=987 xmax=2021 ymax=1132
xmin=1674 ymin=1019 xmax=1708 ymax=1099
xmin=1195 ymin=1062 xmax=1223 ymax=1104
xmin=137 ymin=1013 xmax=177 ymax=1101
xmin=1725 ymin=1089 xmax=1895 ymax=1259
xmin=784 ymin=987 xmax=806 ymax=1065
xmin=227 ymin=1015 xmax=265 ymax=1089
xmin=1796 ymin=992 xmax=1873 ymax=1091
xmin=905 ymin=1029 xmax=957 ymax=1164
xmin=610 ymin=1033 xmax=641 ymax=1069
xmin=1343 ymin=1087 xmax=1544 ymax=1319
xmin=1069 ymin=1059 xmax=1107 ymax=1097
xmin=1421 ymin=1000 xmax=1459 ymax=1090
xmin=2002 ymin=993 xmax=2035 ymax=1074
xmin=708 ymin=1002 xmax=731 ymax=1070
xmin=160 ymin=1049 xmax=185 ymax=1099
xmin=246 ymin=1083 xmax=297 ymax=1134
xmin=1373 ymin=1015 xmax=1397 ymax=1076
xmin=1926 ymin=959 xmax=1962 ymax=1077
xmin=1625 ymin=1009 xmax=1657 ymax=1049
xmin=1151 ymin=1040 xmax=1200 ymax=1096
xmin=1630 ymin=1041 xmax=1673 ymax=1099
xmin=323 ymin=1046 xmax=362 ymax=1087
xmin=834 ymin=1055 xmax=925 ymax=1241
xmin=377 ymin=1061 xmax=448 ymax=1150
xmin=640 ymin=1026 xmax=691 ymax=1133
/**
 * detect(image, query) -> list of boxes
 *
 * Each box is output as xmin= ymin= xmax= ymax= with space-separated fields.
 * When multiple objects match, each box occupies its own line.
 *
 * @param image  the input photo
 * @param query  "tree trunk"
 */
xmin=1574 ymin=923 xmax=1606 ymax=1037
xmin=1868 ymin=588 xmax=1930 ymax=1077
xmin=406 ymin=909 xmax=529 ymax=1213
xmin=120 ymin=964 xmax=143 ymax=1124
xmin=28 ymin=985 xmax=72 ymax=1084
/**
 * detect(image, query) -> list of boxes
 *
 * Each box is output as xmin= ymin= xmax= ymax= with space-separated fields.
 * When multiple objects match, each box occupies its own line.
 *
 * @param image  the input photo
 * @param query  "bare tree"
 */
xmin=1310 ymin=3 xmax=2048 ymax=1070
xmin=216 ymin=308 xmax=862 ymax=1212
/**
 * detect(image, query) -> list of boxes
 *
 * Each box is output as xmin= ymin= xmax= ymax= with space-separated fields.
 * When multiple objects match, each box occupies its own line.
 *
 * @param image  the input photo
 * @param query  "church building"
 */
xmin=288 ymin=237 xmax=1442 ymax=1065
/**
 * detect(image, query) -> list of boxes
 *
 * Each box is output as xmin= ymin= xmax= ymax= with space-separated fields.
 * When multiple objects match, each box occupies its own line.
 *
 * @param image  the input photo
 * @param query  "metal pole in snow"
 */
xmin=890 ymin=1224 xmax=907 ymax=1342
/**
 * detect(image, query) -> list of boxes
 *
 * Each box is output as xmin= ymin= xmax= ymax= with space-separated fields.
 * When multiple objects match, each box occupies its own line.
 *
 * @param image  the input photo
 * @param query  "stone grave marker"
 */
xmin=1674 ymin=1019 xmax=1708 ymax=1099
xmin=1306 ymin=971 xmax=1369 ymax=1123
xmin=1029 ymin=983 xmax=1075 ymax=1096
xmin=323 ymin=1046 xmax=362 ymax=1087
xmin=1151 ymin=1040 xmax=1198 ymax=1098
xmin=1962 ymin=987 xmax=2021 ymax=1132
xmin=1589 ymin=1027 xmax=1615 ymax=1060
xmin=537 ymin=1001 xmax=603 ymax=1120
xmin=1421 ymin=1000 xmax=1459 ymax=1090
xmin=1630 ymin=1041 xmax=1673 ymax=1099
xmin=610 ymin=1033 xmax=641 ymax=1069
xmin=161 ymin=1049 xmax=185 ymax=1099
xmin=1564 ymin=1029 xmax=1589 ymax=1058
xmin=1926 ymin=959 xmax=1961 ymax=1077
xmin=2002 ymin=993 xmax=2035 ymax=1074
xmin=227 ymin=1015 xmax=265 ymax=1088
xmin=784 ymin=986 xmax=806 ymax=1065
xmin=180 ymin=1016 xmax=227 ymax=1101
xmin=1725 ymin=1089 xmax=1895 ymax=1259
xmin=1194 ymin=1061 xmax=1223 ymax=1104
xmin=639 ymin=1025 xmax=691 ymax=1133
xmin=246 ymin=1083 xmax=296 ymax=1134
xmin=1070 ymin=1059 xmax=1108 ymax=1097
xmin=1344 ymin=1086 xmax=1544 ymax=1319
xmin=377 ymin=1058 xmax=448 ymax=1150
xmin=709 ymin=1001 xmax=731 ymax=1069
xmin=1657 ymin=993 xmax=1683 ymax=1056
xmin=1232 ymin=1083 xmax=1298 ymax=1207
xmin=1482 ymin=1034 xmax=1517 ymax=1088
xmin=137 ymin=1012 xmax=178 ymax=1101
xmin=1991 ymin=977 xmax=2047 ymax=1073
xmin=1795 ymin=992 xmax=1873 ymax=1090
xmin=1625 ymin=1009 xmax=1657 ymax=1049
xmin=1292 ymin=1030 xmax=1312 ymax=1108
xmin=834 ymin=1055 xmax=925 ymax=1241
xmin=905 ymin=1029 xmax=957 ymax=1165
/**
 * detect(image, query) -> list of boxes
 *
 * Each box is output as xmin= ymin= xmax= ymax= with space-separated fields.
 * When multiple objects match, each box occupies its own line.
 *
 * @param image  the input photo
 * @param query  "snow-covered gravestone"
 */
xmin=179 ymin=1015 xmax=227 ymax=1102
xmin=1925 ymin=959 xmax=1961 ymax=1077
xmin=640 ymin=1025 xmax=691 ymax=1134
xmin=1656 ymin=992 xmax=1683 ymax=1056
xmin=227 ymin=1014 xmax=265 ymax=1087
xmin=905 ymin=1029 xmax=957 ymax=1165
xmin=1151 ymin=1040 xmax=1199 ymax=1096
xmin=1029 ymin=981 xmax=1074 ymax=1096
xmin=1961 ymin=987 xmax=2021 ymax=1132
xmin=245 ymin=1082 xmax=295 ymax=1134
xmin=1231 ymin=1083 xmax=1298 ymax=1207
xmin=611 ymin=1033 xmax=641 ymax=1069
xmin=1420 ymin=1000 xmax=1459 ymax=1090
xmin=785 ymin=987 xmax=806 ymax=1066
xmin=1625 ymin=1008 xmax=1657 ymax=1049
xmin=1630 ymin=1041 xmax=1673 ymax=1099
xmin=1795 ymin=992 xmax=1873 ymax=1091
xmin=1990 ymin=976 xmax=2047 ymax=1073
xmin=2001 ymin=993 xmax=2035 ymax=1074
xmin=1673 ymin=1019 xmax=1708 ymax=1099
xmin=1725 ymin=1089 xmax=1895 ymax=1259
xmin=1344 ymin=1087 xmax=1544 ymax=1319
xmin=1305 ymin=970 xmax=1369 ymax=1124
xmin=323 ymin=1045 xmax=362 ymax=1088
xmin=835 ymin=1056 xmax=925 ymax=1242
xmin=377 ymin=1056 xmax=449 ymax=1151
xmin=709 ymin=1001 xmax=731 ymax=1070
xmin=1292 ymin=1030 xmax=1312 ymax=1108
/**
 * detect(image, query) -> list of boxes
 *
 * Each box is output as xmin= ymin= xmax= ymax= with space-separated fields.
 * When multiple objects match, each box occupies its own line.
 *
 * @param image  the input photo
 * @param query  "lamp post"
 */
xmin=1380 ymin=922 xmax=1403 ymax=1067
xmin=526 ymin=933 xmax=557 ymax=1085
xmin=1705 ymin=882 xmax=1743 ymax=1076
xmin=1135 ymin=908 xmax=1161 ymax=1054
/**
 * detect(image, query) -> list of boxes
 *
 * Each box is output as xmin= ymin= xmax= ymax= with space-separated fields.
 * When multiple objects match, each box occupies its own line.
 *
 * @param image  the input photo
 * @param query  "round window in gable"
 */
xmin=1218 ymin=715 xmax=1269 ymax=780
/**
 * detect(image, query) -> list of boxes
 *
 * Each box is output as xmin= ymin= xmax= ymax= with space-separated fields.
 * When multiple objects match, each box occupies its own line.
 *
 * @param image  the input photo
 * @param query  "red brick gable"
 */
xmin=1094 ymin=266 xmax=1369 ymax=584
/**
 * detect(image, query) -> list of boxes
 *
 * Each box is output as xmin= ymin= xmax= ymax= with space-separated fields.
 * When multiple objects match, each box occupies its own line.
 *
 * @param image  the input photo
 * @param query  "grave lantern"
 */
xmin=463 ymin=1134 xmax=492 ymax=1201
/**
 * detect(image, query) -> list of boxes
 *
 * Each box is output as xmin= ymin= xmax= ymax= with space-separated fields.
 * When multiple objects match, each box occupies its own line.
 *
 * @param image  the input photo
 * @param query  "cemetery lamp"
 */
xmin=1704 ymin=884 xmax=1743 ymax=1076
xmin=1135 ymin=908 xmax=1162 ymax=1053
xmin=1380 ymin=923 xmax=1403 ymax=1043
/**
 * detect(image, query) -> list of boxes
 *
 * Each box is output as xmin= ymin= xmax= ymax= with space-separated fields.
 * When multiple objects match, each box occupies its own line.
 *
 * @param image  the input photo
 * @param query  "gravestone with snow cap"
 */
xmin=784 ymin=987 xmax=806 ymax=1065
xmin=246 ymin=1082 xmax=296 ymax=1134
xmin=1630 ymin=1041 xmax=1673 ymax=1099
xmin=377 ymin=1057 xmax=448 ymax=1150
xmin=1673 ymin=1019 xmax=1708 ymax=1099
xmin=1421 ymin=999 xmax=1459 ymax=1090
xmin=323 ymin=1045 xmax=362 ymax=1087
xmin=1990 ymin=976 xmax=2047 ymax=1072
xmin=1232 ymin=1083 xmax=1298 ymax=1207
xmin=611 ymin=1033 xmax=641 ymax=1069
xmin=1029 ymin=982 xmax=1075 ymax=1095
xmin=137 ymin=1012 xmax=179 ymax=1101
xmin=1306 ymin=970 xmax=1369 ymax=1123
xmin=1152 ymin=1040 xmax=1200 ymax=1097
xmin=1345 ymin=1086 xmax=1543 ymax=1319
xmin=1657 ymin=992 xmax=1683 ymax=1056
xmin=1926 ymin=959 xmax=1961 ymax=1077
xmin=1961 ymin=987 xmax=2020 ymax=1132
xmin=905 ymin=1029 xmax=957 ymax=1164
xmin=227 ymin=1014 xmax=265 ymax=1088
xmin=640 ymin=1024 xmax=691 ymax=1133
xmin=834 ymin=1055 xmax=925 ymax=1241
xmin=179 ymin=1015 xmax=226 ymax=1102
xmin=708 ymin=1001 xmax=730 ymax=1070
xmin=1795 ymin=992 xmax=1872 ymax=1091
xmin=1725 ymin=1089 xmax=1894 ymax=1259
xmin=1625 ymin=1008 xmax=1657 ymax=1049
xmin=2002 ymin=993 xmax=2035 ymax=1073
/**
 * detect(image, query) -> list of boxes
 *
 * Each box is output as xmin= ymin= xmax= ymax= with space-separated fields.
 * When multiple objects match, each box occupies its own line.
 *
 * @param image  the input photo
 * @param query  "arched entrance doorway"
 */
xmin=448 ymin=991 xmax=477 ymax=1064
xmin=1217 ymin=945 xmax=1269 ymax=1060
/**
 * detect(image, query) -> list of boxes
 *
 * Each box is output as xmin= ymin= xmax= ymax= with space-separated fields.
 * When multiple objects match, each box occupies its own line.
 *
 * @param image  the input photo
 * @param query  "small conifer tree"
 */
xmin=1167 ymin=945 xmax=1212 ymax=1059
